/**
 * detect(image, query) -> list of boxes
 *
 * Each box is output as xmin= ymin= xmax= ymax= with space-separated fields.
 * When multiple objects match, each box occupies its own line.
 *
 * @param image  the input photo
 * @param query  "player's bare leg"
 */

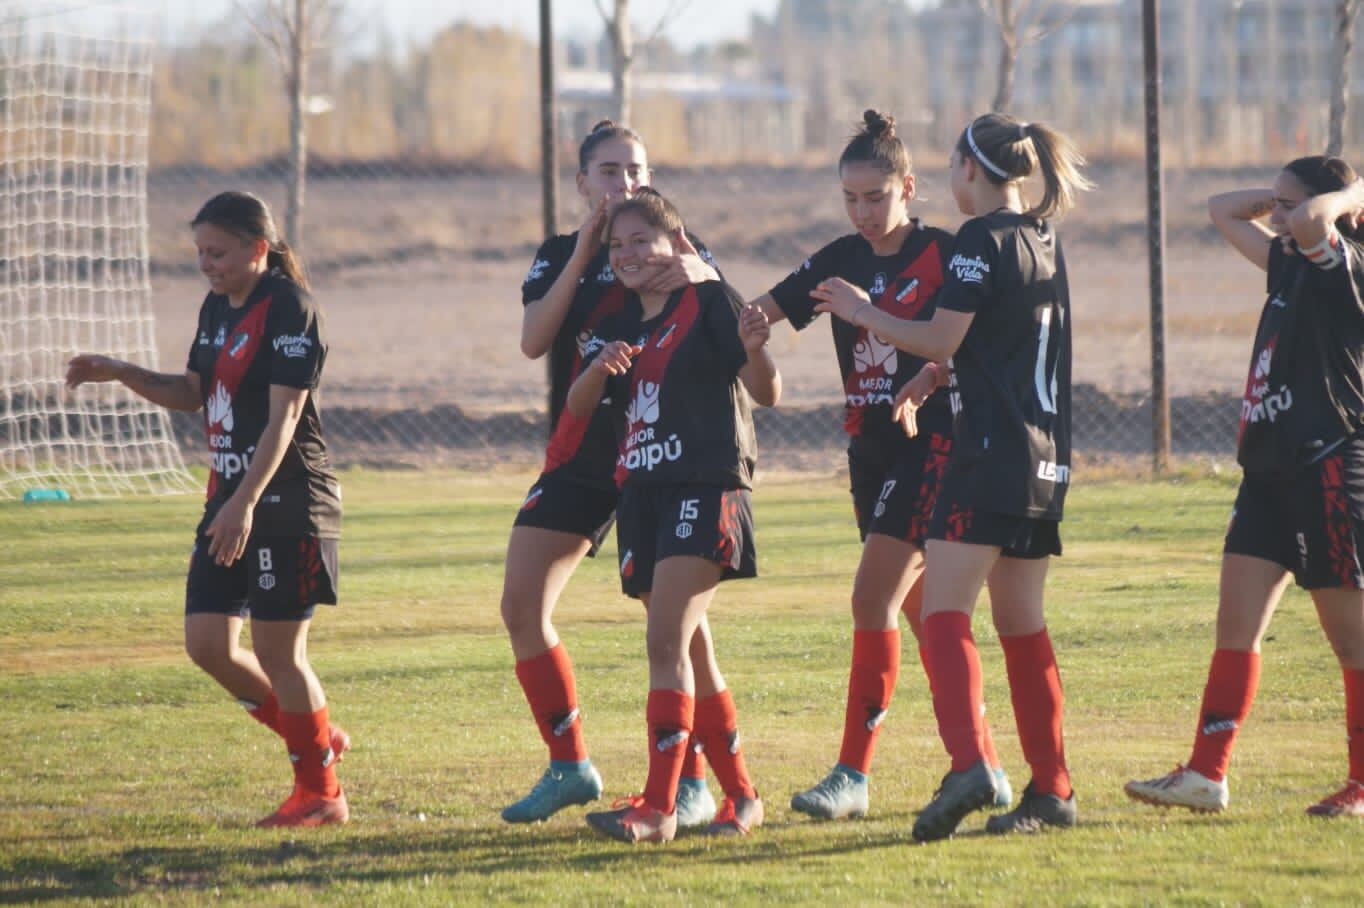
xmin=1307 ymin=587 xmax=1364 ymax=816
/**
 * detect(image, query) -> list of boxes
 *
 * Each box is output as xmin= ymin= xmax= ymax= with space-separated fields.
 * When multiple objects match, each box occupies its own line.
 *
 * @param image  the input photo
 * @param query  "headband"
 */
xmin=966 ymin=122 xmax=1010 ymax=179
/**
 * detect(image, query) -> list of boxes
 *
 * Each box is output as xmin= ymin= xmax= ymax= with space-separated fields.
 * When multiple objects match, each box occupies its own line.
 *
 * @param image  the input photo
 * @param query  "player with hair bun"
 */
xmin=501 ymin=121 xmax=730 ymax=826
xmin=747 ymin=109 xmax=1012 ymax=821
xmin=1126 ymin=157 xmax=1364 ymax=819
xmin=66 ymin=190 xmax=349 ymax=828
xmin=569 ymin=188 xmax=780 ymax=843
xmin=813 ymin=112 xmax=1091 ymax=840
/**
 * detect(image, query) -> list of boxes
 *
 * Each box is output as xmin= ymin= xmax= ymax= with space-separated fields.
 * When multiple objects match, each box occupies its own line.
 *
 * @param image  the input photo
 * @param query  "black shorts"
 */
xmin=512 ymin=472 xmax=617 ymax=556
xmin=615 ymin=483 xmax=757 ymax=598
xmin=849 ymin=431 xmax=952 ymax=547
xmin=925 ymin=500 xmax=1061 ymax=560
xmin=1225 ymin=446 xmax=1364 ymax=590
xmin=185 ymin=534 xmax=339 ymax=621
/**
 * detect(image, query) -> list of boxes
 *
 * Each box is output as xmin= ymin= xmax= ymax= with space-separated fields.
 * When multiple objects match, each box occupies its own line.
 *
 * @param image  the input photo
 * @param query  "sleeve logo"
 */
xmin=272 ymin=333 xmax=313 ymax=359
xmin=524 ymin=258 xmax=550 ymax=285
xmin=948 ymin=253 xmax=990 ymax=284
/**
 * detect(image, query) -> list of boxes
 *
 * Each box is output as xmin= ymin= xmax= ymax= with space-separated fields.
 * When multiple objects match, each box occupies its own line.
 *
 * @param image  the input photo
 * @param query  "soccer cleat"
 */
xmin=991 ymin=766 xmax=1013 ymax=808
xmin=501 ymin=761 xmax=604 ymax=823
xmin=1306 ymin=780 xmax=1364 ymax=817
xmin=329 ymin=724 xmax=352 ymax=763
xmin=1123 ymin=764 xmax=1228 ymax=813
xmin=256 ymin=785 xmax=349 ymax=828
xmin=911 ymin=760 xmax=998 ymax=843
xmin=985 ymin=782 xmax=1077 ymax=834
xmin=705 ymin=794 xmax=764 ymax=837
xmin=675 ymin=776 xmax=718 ymax=828
xmin=585 ymin=795 xmax=678 ymax=843
xmin=790 ymin=765 xmax=869 ymax=820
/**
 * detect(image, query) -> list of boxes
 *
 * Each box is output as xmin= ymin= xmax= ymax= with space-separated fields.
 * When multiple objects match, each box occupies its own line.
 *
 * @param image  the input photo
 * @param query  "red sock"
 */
xmin=838 ymin=630 xmax=900 ymax=774
xmin=680 ymin=735 xmax=706 ymax=781
xmin=279 ymin=706 xmax=340 ymax=798
xmin=643 ymin=689 xmax=693 ymax=813
xmin=1344 ymin=668 xmax=1364 ymax=782
xmin=695 ymin=689 xmax=756 ymax=799
xmin=243 ymin=693 xmax=283 ymax=736
xmin=1000 ymin=629 xmax=1070 ymax=799
xmin=514 ymin=644 xmax=588 ymax=763
xmin=1188 ymin=648 xmax=1260 ymax=782
xmin=917 ymin=642 xmax=1002 ymax=772
xmin=922 ymin=611 xmax=985 ymax=772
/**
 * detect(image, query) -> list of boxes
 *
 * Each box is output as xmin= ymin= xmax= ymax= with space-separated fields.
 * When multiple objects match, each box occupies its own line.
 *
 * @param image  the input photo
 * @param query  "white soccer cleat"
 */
xmin=1124 ymin=764 xmax=1228 ymax=813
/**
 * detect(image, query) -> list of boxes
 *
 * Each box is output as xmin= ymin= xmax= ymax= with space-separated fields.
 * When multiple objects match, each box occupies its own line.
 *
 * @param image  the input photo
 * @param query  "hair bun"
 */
xmin=863 ymin=109 xmax=895 ymax=138
xmin=590 ymin=119 xmax=616 ymax=134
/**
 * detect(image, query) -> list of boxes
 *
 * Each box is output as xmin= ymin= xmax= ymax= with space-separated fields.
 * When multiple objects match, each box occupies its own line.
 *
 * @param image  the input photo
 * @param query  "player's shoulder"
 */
xmin=913 ymin=221 xmax=956 ymax=248
xmin=262 ymin=271 xmax=312 ymax=312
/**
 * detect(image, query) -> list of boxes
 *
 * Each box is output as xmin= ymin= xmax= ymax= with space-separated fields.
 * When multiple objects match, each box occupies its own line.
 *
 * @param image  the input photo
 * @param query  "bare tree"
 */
xmin=593 ymin=0 xmax=689 ymax=124
xmin=236 ymin=0 xmax=342 ymax=250
xmin=1329 ymin=0 xmax=1361 ymax=156
xmin=975 ymin=0 xmax=1073 ymax=113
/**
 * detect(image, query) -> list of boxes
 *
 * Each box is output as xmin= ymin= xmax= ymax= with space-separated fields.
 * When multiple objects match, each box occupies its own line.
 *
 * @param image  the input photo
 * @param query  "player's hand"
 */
xmin=641 ymin=233 xmax=718 ymax=293
xmin=572 ymin=193 xmax=612 ymax=262
xmin=590 ymin=341 xmax=641 ymax=376
xmin=205 ymin=491 xmax=253 ymax=566
xmin=65 ymin=354 xmax=124 ymax=389
xmin=892 ymin=364 xmax=939 ymax=438
xmin=739 ymin=303 xmax=771 ymax=354
xmin=810 ymin=277 xmax=872 ymax=323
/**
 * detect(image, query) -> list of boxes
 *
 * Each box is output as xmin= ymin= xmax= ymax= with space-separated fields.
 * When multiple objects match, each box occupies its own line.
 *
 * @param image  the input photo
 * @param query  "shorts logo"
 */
xmin=620 ymin=549 xmax=634 ymax=578
xmin=1297 ymin=531 xmax=1308 ymax=566
xmin=258 ymin=573 xmax=276 ymax=591
xmin=522 ymin=487 xmax=543 ymax=511
xmin=676 ymin=522 xmax=693 ymax=539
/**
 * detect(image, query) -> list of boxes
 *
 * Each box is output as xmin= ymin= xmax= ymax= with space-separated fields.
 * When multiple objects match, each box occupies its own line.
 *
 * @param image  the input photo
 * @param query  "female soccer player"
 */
xmin=566 ymin=189 xmax=780 ymax=843
xmin=747 ymin=110 xmax=1011 ymax=819
xmin=502 ymin=121 xmax=727 ymax=826
xmin=66 ymin=191 xmax=348 ymax=828
xmin=1126 ymin=158 xmax=1364 ymax=819
xmin=812 ymin=113 xmax=1091 ymax=840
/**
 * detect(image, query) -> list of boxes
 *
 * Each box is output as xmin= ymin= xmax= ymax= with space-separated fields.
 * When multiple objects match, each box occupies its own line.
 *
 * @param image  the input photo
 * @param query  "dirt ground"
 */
xmin=140 ymin=161 xmax=1275 ymax=465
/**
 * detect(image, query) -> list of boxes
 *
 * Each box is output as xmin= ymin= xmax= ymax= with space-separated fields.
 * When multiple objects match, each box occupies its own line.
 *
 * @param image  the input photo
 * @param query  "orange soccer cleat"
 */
xmin=256 ymin=785 xmax=350 ymax=828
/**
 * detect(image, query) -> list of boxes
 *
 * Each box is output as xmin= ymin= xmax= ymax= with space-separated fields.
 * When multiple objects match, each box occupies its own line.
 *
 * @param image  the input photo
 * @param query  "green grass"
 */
xmin=1 ymin=468 xmax=1359 ymax=905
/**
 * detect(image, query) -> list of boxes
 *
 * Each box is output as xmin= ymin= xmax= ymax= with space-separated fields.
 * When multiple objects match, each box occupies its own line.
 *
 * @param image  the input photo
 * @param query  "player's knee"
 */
xmin=184 ymin=632 xmax=229 ymax=672
xmin=500 ymin=591 xmax=547 ymax=639
xmin=646 ymin=627 xmax=685 ymax=673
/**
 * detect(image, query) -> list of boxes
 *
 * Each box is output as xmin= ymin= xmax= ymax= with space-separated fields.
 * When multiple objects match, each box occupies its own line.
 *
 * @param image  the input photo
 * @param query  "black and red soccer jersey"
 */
xmin=588 ymin=280 xmax=757 ymax=490
xmin=934 ymin=210 xmax=1072 ymax=520
xmin=767 ymin=223 xmax=953 ymax=452
xmin=1237 ymin=233 xmax=1364 ymax=473
xmin=186 ymin=270 xmax=341 ymax=538
xmin=522 ymin=230 xmax=717 ymax=490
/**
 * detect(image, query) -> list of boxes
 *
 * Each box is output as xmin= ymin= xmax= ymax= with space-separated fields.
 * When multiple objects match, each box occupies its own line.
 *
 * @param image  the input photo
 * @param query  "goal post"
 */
xmin=0 ymin=6 xmax=196 ymax=499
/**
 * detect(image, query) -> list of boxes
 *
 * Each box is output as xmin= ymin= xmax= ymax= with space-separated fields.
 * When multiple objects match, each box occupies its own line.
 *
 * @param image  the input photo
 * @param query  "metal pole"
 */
xmin=539 ymin=0 xmax=558 ymax=436
xmin=1143 ymin=0 xmax=1171 ymax=474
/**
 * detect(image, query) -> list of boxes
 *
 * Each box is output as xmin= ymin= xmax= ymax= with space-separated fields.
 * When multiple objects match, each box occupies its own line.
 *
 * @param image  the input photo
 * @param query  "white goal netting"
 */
xmin=0 ymin=5 xmax=195 ymax=499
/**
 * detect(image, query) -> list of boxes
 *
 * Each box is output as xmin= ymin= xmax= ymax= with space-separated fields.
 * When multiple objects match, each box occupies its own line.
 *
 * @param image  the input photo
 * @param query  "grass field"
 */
xmin=2 ymin=469 xmax=1360 ymax=905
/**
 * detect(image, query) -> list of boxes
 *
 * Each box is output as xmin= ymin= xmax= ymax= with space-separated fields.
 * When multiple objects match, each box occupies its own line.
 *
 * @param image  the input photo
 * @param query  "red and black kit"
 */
xmin=1226 ymin=232 xmax=1364 ymax=589
xmin=184 ymin=269 xmax=341 ymax=619
xmin=929 ymin=210 xmax=1072 ymax=557
xmin=768 ymin=223 xmax=953 ymax=543
xmin=587 ymin=280 xmax=758 ymax=598
xmin=514 ymin=231 xmax=716 ymax=554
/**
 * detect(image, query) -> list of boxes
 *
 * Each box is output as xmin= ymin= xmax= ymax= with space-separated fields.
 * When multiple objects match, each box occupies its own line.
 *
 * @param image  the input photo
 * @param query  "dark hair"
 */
xmin=840 ymin=109 xmax=912 ymax=176
xmin=190 ymin=191 xmax=309 ymax=290
xmin=1283 ymin=155 xmax=1364 ymax=240
xmin=955 ymin=113 xmax=1093 ymax=219
xmin=604 ymin=186 xmax=684 ymax=244
xmin=578 ymin=119 xmax=645 ymax=173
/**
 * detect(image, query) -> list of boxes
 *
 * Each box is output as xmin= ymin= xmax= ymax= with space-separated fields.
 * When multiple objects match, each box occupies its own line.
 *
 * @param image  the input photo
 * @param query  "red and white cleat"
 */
xmin=257 ymin=786 xmax=350 ymax=828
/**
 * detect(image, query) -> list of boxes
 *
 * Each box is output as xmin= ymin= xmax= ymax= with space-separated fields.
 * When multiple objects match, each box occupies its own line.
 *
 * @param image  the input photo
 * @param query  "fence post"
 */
xmin=539 ymin=0 xmax=558 ymax=437
xmin=1143 ymin=0 xmax=1171 ymax=474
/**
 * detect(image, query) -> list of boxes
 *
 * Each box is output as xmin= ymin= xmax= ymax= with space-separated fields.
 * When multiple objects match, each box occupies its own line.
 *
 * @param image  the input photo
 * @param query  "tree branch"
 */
xmin=641 ymin=0 xmax=690 ymax=47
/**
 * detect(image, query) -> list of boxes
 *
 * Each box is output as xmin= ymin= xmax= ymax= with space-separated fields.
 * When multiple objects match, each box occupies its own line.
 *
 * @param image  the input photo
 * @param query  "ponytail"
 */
xmin=956 ymin=113 xmax=1093 ymax=219
xmin=578 ymin=118 xmax=645 ymax=173
xmin=840 ymin=109 xmax=912 ymax=176
xmin=267 ymin=239 xmax=310 ymax=291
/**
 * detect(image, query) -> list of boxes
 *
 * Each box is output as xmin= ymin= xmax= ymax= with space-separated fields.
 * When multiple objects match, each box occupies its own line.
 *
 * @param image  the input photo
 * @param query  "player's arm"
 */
xmin=747 ymin=292 xmax=789 ymax=326
xmin=737 ymin=303 xmax=781 ymax=407
xmin=640 ymin=232 xmax=720 ymax=293
xmin=65 ymin=356 xmax=202 ymax=412
xmin=1208 ymin=189 xmax=1277 ymax=272
xmin=1287 ymin=179 xmax=1364 ymax=268
xmin=564 ymin=340 xmax=638 ymax=420
xmin=203 ymin=384 xmax=308 ymax=566
xmin=522 ymin=200 xmax=611 ymax=359
xmin=811 ymin=276 xmax=974 ymax=361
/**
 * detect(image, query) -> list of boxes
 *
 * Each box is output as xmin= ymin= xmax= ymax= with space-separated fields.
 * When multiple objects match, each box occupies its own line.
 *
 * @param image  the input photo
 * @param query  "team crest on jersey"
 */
xmin=869 ymin=273 xmax=887 ymax=297
xmin=524 ymin=257 xmax=550 ymax=285
xmin=213 ymin=324 xmax=227 ymax=348
xmin=896 ymin=278 xmax=920 ymax=305
xmin=228 ymin=332 xmax=250 ymax=359
xmin=655 ymin=324 xmax=678 ymax=349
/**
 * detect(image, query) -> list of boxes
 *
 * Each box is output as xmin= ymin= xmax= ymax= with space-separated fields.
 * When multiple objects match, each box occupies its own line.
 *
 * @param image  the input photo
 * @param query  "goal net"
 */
xmin=0 ymin=5 xmax=196 ymax=499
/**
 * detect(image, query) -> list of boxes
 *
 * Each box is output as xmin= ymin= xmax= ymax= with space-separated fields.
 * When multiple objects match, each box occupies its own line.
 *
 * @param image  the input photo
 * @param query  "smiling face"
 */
xmin=607 ymin=209 xmax=677 ymax=291
xmin=194 ymin=222 xmax=267 ymax=301
xmin=577 ymin=136 xmax=649 ymax=213
xmin=841 ymin=161 xmax=912 ymax=243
